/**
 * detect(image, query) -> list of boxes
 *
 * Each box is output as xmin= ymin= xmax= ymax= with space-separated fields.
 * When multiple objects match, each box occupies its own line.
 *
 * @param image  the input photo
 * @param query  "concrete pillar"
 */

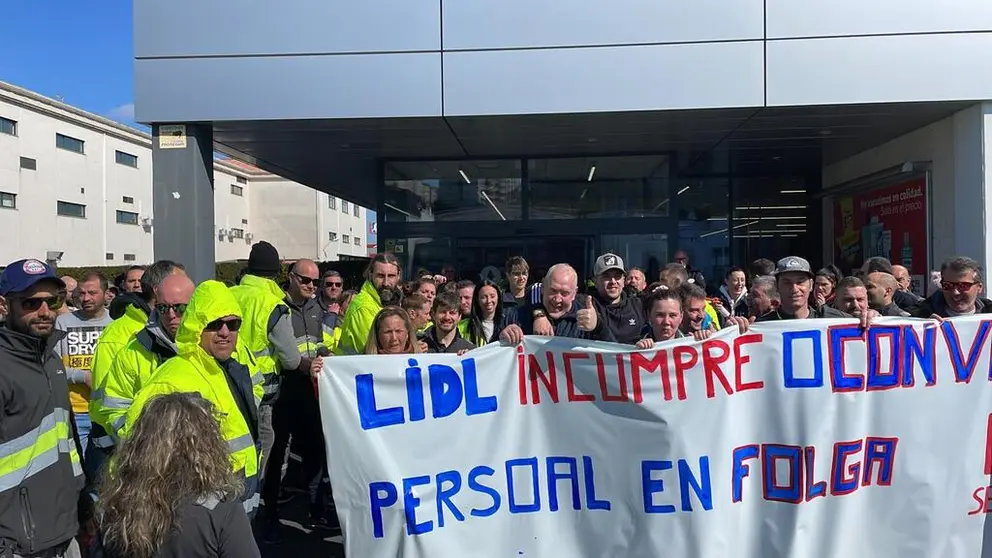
xmin=151 ymin=123 xmax=216 ymax=284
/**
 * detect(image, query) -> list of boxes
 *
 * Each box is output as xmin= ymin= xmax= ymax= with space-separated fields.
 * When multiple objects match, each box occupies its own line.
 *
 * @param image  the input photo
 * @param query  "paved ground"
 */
xmin=256 ymin=492 xmax=345 ymax=557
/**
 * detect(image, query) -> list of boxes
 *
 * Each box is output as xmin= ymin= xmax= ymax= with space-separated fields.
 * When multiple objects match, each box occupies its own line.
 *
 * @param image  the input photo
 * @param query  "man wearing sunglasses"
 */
xmin=0 ymin=259 xmax=85 ymax=558
xmin=87 ymin=274 xmax=196 ymax=477
xmin=88 ymin=261 xmax=185 ymax=467
xmin=913 ymin=256 xmax=992 ymax=318
xmin=261 ymin=259 xmax=333 ymax=541
xmin=124 ymin=281 xmax=263 ymax=518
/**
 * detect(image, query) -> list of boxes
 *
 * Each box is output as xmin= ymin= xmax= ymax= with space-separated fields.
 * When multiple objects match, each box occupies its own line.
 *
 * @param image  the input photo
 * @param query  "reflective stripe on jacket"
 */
xmin=0 ymin=326 xmax=84 ymax=555
xmin=94 ymin=323 xmax=177 ymax=446
xmin=288 ymin=296 xmax=326 ymax=358
xmin=89 ymin=303 xmax=149 ymax=430
xmin=123 ymin=281 xmax=261 ymax=515
xmin=336 ymin=281 xmax=382 ymax=355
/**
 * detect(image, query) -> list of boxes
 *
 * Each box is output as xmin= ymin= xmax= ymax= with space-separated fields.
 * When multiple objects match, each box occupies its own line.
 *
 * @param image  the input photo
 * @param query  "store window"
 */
xmin=731 ymin=176 xmax=810 ymax=271
xmin=675 ymin=178 xmax=730 ymax=290
xmin=383 ymin=160 xmax=523 ymax=222
xmin=382 ymin=237 xmax=452 ymax=277
xmin=528 ymin=155 xmax=670 ymax=220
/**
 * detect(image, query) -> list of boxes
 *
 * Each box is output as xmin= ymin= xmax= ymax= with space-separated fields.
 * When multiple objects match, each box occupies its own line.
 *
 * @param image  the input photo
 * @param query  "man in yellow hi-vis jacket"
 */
xmin=123 ymin=280 xmax=263 ymax=517
xmin=336 ymin=253 xmax=402 ymax=355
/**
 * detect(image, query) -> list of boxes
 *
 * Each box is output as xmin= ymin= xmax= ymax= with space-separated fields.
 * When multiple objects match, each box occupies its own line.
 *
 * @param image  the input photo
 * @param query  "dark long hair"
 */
xmin=467 ymin=280 xmax=503 ymax=345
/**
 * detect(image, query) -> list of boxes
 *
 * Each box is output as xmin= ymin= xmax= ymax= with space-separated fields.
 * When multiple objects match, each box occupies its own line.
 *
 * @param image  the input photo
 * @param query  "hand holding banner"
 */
xmin=319 ymin=317 xmax=992 ymax=558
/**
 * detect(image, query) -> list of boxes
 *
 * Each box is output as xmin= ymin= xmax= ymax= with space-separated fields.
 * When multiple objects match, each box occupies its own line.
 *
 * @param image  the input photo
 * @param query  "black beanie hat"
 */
xmin=247 ymin=241 xmax=281 ymax=276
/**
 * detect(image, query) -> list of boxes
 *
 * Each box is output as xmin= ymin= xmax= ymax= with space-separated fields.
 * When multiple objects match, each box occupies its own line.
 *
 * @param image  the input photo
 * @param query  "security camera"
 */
xmin=46 ymin=251 xmax=64 ymax=262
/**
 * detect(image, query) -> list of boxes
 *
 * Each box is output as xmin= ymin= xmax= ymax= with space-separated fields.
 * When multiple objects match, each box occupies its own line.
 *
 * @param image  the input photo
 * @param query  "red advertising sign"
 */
xmin=833 ymin=177 xmax=928 ymax=294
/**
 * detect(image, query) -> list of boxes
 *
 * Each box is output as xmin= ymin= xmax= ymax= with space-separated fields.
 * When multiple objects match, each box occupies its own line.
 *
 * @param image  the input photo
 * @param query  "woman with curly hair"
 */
xmin=97 ymin=393 xmax=260 ymax=558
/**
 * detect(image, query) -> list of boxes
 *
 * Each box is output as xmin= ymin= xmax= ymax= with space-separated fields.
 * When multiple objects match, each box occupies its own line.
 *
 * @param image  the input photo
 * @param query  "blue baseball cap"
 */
xmin=0 ymin=259 xmax=65 ymax=296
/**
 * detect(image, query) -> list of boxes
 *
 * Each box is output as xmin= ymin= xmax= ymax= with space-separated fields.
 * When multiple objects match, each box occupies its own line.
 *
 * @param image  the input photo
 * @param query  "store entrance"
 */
xmin=455 ymin=237 xmax=592 ymax=286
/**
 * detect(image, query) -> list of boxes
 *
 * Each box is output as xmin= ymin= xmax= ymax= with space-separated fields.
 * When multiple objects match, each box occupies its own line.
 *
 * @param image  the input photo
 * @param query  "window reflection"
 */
xmin=731 ymin=176 xmax=810 ymax=267
xmin=676 ymin=179 xmax=730 ymax=291
xmin=601 ymin=234 xmax=668 ymax=283
xmin=381 ymin=237 xmax=451 ymax=278
xmin=383 ymin=160 xmax=522 ymax=222
xmin=528 ymin=155 xmax=670 ymax=219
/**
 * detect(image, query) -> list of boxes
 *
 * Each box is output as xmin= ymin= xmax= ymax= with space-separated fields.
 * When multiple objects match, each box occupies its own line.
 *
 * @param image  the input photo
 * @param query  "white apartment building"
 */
xmin=0 ymin=80 xmax=370 ymax=268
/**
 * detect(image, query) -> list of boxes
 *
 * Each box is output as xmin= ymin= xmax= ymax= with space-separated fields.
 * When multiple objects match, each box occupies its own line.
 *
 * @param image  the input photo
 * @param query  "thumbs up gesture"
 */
xmin=577 ymin=295 xmax=598 ymax=332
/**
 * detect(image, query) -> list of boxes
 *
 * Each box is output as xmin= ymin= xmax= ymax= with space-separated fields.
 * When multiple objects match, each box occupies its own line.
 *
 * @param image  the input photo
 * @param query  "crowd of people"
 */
xmin=0 ymin=239 xmax=987 ymax=557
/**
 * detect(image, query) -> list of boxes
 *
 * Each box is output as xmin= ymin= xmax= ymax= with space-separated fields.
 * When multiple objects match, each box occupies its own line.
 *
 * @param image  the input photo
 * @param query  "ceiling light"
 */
xmin=780 ymin=189 xmax=806 ymax=194
xmin=479 ymin=190 xmax=506 ymax=221
xmin=771 ymin=156 xmax=783 ymax=161
xmin=700 ymin=220 xmax=759 ymax=238
xmin=677 ymin=186 xmax=690 ymax=196
xmin=819 ymin=130 xmax=833 ymax=136
xmin=458 ymin=169 xmax=471 ymax=184
xmin=775 ymin=223 xmax=807 ymax=228
xmin=587 ymin=165 xmax=596 ymax=182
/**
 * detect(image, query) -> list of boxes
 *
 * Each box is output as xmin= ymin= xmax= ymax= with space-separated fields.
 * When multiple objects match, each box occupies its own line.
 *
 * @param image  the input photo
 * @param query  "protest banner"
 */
xmin=318 ymin=317 xmax=992 ymax=557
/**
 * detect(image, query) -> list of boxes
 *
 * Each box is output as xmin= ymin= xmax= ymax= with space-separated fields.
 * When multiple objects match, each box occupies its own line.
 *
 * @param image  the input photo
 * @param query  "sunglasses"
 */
xmin=292 ymin=272 xmax=319 ymax=286
xmin=156 ymin=303 xmax=188 ymax=315
xmin=204 ymin=318 xmax=242 ymax=332
xmin=324 ymin=281 xmax=343 ymax=288
xmin=15 ymin=295 xmax=65 ymax=312
xmin=941 ymin=281 xmax=979 ymax=292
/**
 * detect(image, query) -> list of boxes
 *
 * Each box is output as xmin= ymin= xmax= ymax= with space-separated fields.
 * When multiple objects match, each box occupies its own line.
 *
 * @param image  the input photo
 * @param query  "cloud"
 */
xmin=106 ymin=102 xmax=135 ymax=123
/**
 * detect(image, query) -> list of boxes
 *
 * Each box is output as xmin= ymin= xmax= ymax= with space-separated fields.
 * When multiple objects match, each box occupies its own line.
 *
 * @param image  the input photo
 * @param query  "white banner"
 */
xmin=318 ymin=317 xmax=992 ymax=557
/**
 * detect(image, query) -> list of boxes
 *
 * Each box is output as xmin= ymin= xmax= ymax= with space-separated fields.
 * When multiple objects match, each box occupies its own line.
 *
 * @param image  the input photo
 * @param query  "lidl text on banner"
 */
xmin=318 ymin=317 xmax=992 ymax=558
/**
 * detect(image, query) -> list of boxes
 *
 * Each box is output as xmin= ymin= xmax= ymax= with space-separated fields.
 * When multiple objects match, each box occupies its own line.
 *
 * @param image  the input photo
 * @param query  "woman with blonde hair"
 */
xmin=364 ymin=306 xmax=422 ymax=355
xmin=97 ymin=393 xmax=260 ymax=558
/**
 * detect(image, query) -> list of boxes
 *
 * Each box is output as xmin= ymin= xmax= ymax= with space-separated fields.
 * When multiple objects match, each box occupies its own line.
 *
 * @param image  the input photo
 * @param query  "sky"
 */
xmin=0 ymin=0 xmax=136 ymax=125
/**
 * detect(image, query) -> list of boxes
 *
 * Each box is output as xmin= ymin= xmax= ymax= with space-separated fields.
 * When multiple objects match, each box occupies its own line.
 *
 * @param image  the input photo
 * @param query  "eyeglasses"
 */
xmin=14 ymin=295 xmax=65 ymax=312
xmin=156 ymin=303 xmax=188 ymax=316
xmin=292 ymin=273 xmax=319 ymax=286
xmin=204 ymin=318 xmax=242 ymax=332
xmin=941 ymin=281 xmax=979 ymax=292
xmin=324 ymin=281 xmax=343 ymax=288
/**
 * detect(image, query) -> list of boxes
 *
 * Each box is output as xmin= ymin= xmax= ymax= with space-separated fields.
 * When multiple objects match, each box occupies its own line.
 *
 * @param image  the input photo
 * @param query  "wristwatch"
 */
xmin=532 ymin=309 xmax=547 ymax=320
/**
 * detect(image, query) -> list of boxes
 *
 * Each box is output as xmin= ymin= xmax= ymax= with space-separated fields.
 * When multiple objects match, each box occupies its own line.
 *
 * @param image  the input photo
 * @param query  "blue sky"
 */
xmin=0 ymin=0 xmax=136 ymax=124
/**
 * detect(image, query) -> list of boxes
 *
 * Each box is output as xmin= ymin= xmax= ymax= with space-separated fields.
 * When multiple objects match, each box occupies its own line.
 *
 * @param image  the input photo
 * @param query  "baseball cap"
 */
xmin=594 ymin=253 xmax=625 ymax=276
xmin=0 ymin=259 xmax=65 ymax=296
xmin=774 ymin=256 xmax=814 ymax=278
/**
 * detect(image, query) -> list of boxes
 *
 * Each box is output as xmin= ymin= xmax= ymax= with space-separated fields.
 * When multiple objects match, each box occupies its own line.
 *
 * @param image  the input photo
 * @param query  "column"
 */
xmin=151 ymin=123 xmax=216 ymax=284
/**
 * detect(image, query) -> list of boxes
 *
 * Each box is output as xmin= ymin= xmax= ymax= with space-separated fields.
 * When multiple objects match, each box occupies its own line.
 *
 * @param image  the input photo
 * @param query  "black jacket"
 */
xmin=756 ymin=305 xmax=851 ymax=321
xmin=103 ymin=496 xmax=260 ymax=558
xmin=590 ymin=292 xmax=645 ymax=345
xmin=912 ymin=293 xmax=992 ymax=318
xmin=0 ymin=326 xmax=84 ymax=556
xmin=108 ymin=292 xmax=150 ymax=321
xmin=500 ymin=302 xmax=616 ymax=342
xmin=893 ymin=289 xmax=924 ymax=314
xmin=877 ymin=303 xmax=910 ymax=317
xmin=422 ymin=326 xmax=476 ymax=354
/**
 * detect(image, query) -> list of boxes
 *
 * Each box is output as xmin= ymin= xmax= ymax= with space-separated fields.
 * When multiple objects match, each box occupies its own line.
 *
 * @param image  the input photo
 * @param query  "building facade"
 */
xmin=133 ymin=0 xmax=992 ymax=289
xmin=0 ymin=81 xmax=371 ymax=268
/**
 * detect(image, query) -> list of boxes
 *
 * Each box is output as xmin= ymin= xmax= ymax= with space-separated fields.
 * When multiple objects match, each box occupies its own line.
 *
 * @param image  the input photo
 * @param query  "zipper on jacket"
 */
xmin=19 ymin=486 xmax=36 ymax=552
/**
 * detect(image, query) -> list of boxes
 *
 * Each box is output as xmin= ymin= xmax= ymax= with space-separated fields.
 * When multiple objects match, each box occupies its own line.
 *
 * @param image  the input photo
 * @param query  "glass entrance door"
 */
xmin=455 ymin=237 xmax=592 ymax=286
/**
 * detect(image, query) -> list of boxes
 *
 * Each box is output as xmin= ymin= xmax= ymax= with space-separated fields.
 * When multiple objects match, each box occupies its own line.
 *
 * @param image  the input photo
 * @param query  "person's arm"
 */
xmin=266 ymin=307 xmax=302 ymax=372
xmin=101 ymin=348 xmax=141 ymax=440
xmin=217 ymin=502 xmax=262 ymax=558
